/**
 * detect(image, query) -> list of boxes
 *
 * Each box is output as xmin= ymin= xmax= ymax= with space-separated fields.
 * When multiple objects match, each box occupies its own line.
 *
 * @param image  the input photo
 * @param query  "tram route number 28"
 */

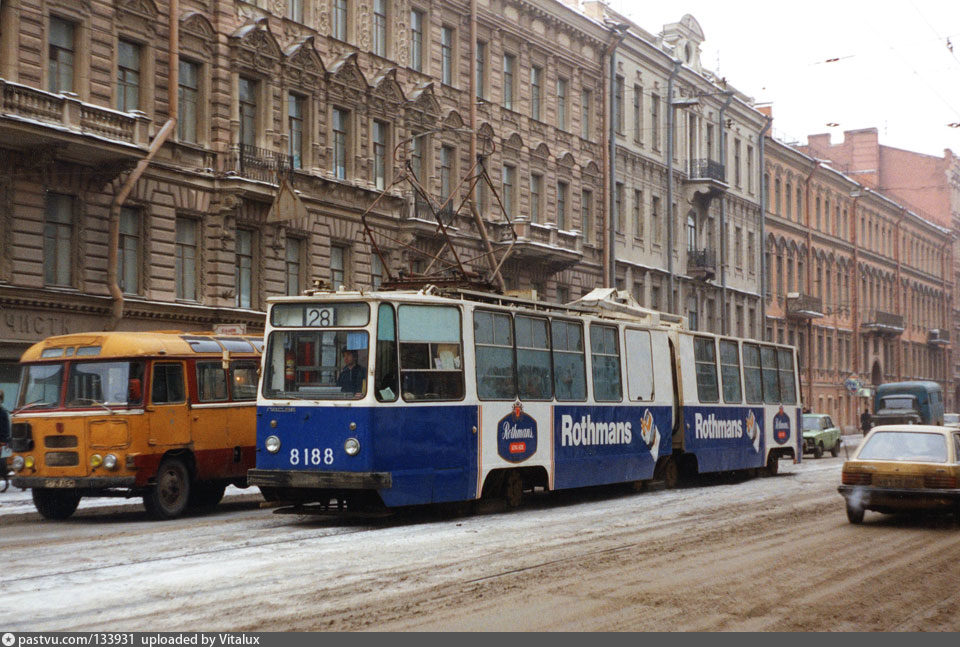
xmin=290 ymin=447 xmax=334 ymax=465
xmin=306 ymin=307 xmax=335 ymax=327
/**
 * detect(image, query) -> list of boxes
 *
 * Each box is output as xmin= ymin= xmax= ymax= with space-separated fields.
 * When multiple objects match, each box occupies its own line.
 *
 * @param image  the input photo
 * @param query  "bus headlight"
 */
xmin=344 ymin=437 xmax=360 ymax=456
xmin=12 ymin=456 xmax=24 ymax=471
xmin=24 ymin=456 xmax=35 ymax=470
xmin=265 ymin=435 xmax=281 ymax=453
xmin=103 ymin=454 xmax=118 ymax=470
xmin=90 ymin=454 xmax=103 ymax=468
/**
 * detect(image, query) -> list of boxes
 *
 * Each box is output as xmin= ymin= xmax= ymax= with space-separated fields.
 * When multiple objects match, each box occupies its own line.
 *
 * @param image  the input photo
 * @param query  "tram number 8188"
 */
xmin=290 ymin=448 xmax=335 ymax=466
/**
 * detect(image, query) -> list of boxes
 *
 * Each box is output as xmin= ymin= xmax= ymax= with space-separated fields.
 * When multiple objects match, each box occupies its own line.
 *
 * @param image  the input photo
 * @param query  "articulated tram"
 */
xmin=248 ymin=287 xmax=800 ymax=510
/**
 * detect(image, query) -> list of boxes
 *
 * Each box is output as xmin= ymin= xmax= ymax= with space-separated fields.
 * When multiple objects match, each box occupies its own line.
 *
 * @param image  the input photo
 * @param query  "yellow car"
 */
xmin=838 ymin=425 xmax=960 ymax=524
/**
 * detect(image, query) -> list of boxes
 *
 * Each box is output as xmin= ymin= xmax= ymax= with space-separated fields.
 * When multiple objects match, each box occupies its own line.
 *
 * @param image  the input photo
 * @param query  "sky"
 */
xmin=609 ymin=0 xmax=960 ymax=159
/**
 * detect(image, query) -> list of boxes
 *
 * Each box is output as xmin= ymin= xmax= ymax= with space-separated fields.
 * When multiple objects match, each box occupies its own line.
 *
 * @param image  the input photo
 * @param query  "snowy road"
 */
xmin=2 ymin=448 xmax=959 ymax=631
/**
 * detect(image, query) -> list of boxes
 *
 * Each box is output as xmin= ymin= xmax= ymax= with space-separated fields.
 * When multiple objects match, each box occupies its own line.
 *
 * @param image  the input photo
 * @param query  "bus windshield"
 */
xmin=264 ymin=329 xmax=370 ymax=400
xmin=66 ymin=361 xmax=145 ymax=407
xmin=18 ymin=364 xmax=64 ymax=409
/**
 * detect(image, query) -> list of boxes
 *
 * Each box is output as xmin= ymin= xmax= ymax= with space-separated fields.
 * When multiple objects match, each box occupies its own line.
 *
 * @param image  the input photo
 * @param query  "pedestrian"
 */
xmin=859 ymin=407 xmax=871 ymax=435
xmin=0 ymin=389 xmax=10 ymax=446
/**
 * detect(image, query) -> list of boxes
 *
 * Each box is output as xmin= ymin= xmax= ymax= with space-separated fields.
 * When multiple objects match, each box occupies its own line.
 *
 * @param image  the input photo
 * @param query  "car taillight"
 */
xmin=842 ymin=471 xmax=872 ymax=485
xmin=923 ymin=474 xmax=957 ymax=489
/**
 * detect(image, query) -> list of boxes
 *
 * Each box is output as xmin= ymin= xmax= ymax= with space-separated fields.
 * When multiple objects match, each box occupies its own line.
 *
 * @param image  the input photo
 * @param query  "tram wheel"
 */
xmin=144 ymin=457 xmax=191 ymax=520
xmin=32 ymin=488 xmax=81 ymax=520
xmin=659 ymin=457 xmax=679 ymax=489
xmin=765 ymin=453 xmax=780 ymax=477
xmin=188 ymin=481 xmax=226 ymax=509
xmin=503 ymin=471 xmax=523 ymax=508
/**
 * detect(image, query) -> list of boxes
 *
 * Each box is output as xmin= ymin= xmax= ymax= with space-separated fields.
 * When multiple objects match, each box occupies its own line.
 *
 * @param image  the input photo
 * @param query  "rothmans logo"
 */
xmin=497 ymin=402 xmax=537 ymax=463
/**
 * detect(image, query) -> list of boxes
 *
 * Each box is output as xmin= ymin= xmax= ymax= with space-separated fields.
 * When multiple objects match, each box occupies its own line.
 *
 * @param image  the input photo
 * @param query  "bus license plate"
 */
xmin=45 ymin=478 xmax=76 ymax=488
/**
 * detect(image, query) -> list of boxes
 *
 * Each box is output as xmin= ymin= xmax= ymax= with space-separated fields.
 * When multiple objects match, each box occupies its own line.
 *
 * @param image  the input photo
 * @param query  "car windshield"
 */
xmin=944 ymin=413 xmax=960 ymax=425
xmin=802 ymin=416 xmax=822 ymax=431
xmin=858 ymin=431 xmax=948 ymax=463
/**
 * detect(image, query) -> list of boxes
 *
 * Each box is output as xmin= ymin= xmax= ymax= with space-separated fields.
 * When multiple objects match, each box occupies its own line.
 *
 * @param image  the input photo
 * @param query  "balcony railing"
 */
xmin=414 ymin=197 xmax=456 ymax=224
xmin=225 ymin=144 xmax=294 ymax=183
xmin=862 ymin=310 xmax=904 ymax=336
xmin=687 ymin=248 xmax=717 ymax=280
xmin=493 ymin=218 xmax=582 ymax=268
xmin=786 ymin=293 xmax=824 ymax=319
xmin=687 ymin=159 xmax=725 ymax=182
xmin=928 ymin=328 xmax=950 ymax=346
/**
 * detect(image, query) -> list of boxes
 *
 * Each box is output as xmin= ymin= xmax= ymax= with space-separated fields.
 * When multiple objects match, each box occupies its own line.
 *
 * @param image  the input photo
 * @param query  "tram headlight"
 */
xmin=90 ymin=454 xmax=103 ymax=468
xmin=344 ymin=437 xmax=360 ymax=456
xmin=11 ymin=456 xmax=24 ymax=471
xmin=103 ymin=454 xmax=118 ymax=470
xmin=265 ymin=435 xmax=281 ymax=454
xmin=24 ymin=456 xmax=35 ymax=470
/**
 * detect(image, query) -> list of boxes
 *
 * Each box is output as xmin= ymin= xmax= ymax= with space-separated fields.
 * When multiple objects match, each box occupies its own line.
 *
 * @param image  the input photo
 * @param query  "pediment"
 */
xmin=328 ymin=52 xmax=369 ymax=90
xmin=231 ymin=18 xmax=283 ymax=68
xmin=371 ymin=68 xmax=406 ymax=104
xmin=443 ymin=110 xmax=464 ymax=129
xmin=583 ymin=160 xmax=600 ymax=176
xmin=558 ymin=152 xmax=576 ymax=168
xmin=532 ymin=143 xmax=551 ymax=159
xmin=116 ymin=0 xmax=158 ymax=19
xmin=504 ymin=133 xmax=524 ymax=150
xmin=408 ymin=83 xmax=441 ymax=116
xmin=285 ymin=36 xmax=326 ymax=78
xmin=181 ymin=11 xmax=215 ymax=41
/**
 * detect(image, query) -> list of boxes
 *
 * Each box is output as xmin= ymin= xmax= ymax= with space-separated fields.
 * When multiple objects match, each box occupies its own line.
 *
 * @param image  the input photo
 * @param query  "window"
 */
xmin=743 ymin=343 xmax=762 ymax=404
xmin=118 ymin=207 xmax=140 ymax=295
xmin=590 ymin=325 xmax=621 ymax=401
xmin=411 ymin=131 xmax=425 ymax=180
xmin=117 ymin=39 xmax=140 ymax=112
xmin=374 ymin=304 xmax=399 ymax=402
xmin=398 ymin=305 xmax=464 ymax=401
xmin=719 ymin=340 xmax=742 ymax=403
xmin=552 ymin=320 xmax=586 ymax=401
xmin=557 ymin=181 xmax=568 ymax=230
xmin=410 ymin=9 xmax=423 ymax=72
xmin=761 ymin=345 xmax=780 ymax=404
xmin=440 ymin=145 xmax=454 ymax=199
xmin=530 ymin=174 xmax=542 ymax=223
xmin=288 ymin=93 xmax=304 ymax=169
xmin=373 ymin=120 xmax=388 ymax=190
xmin=371 ymin=254 xmax=384 ymax=290
xmin=633 ymin=190 xmax=643 ymax=239
xmin=287 ymin=0 xmax=304 ymax=22
xmin=747 ymin=231 xmax=755 ymax=273
xmin=557 ymin=77 xmax=568 ymax=130
xmin=238 ymin=77 xmax=257 ymax=147
xmin=625 ymin=329 xmax=654 ymax=401
xmin=614 ymin=75 xmax=624 ymax=134
xmin=333 ymin=0 xmax=349 ymax=41
xmin=231 ymin=361 xmax=259 ymax=401
xmin=778 ymin=349 xmax=797 ymax=404
xmin=441 ymin=26 xmax=454 ymax=85
xmin=474 ymin=311 xmax=515 ymax=400
xmin=615 ymin=182 xmax=624 ymax=232
xmin=175 ymin=217 xmax=197 ymax=301
xmin=178 ymin=60 xmax=199 ymax=143
xmin=476 ymin=41 xmax=486 ymax=99
xmin=652 ymin=195 xmax=661 ymax=243
xmin=44 ymin=193 xmax=74 ymax=287
xmin=151 ymin=363 xmax=185 ymax=404
xmin=650 ymin=94 xmax=660 ymax=149
xmin=197 ymin=362 xmax=228 ymax=402
xmin=694 ymin=337 xmax=719 ymax=403
xmin=373 ymin=0 xmax=387 ymax=56
xmin=735 ymin=226 xmax=743 ymax=269
xmin=330 ymin=244 xmax=346 ymax=289
xmin=48 ymin=16 xmax=75 ymax=93
xmin=581 ymin=89 xmax=592 ymax=140
xmin=503 ymin=53 xmax=515 ymax=110
xmin=516 ymin=315 xmax=552 ymax=400
xmin=502 ymin=164 xmax=515 ymax=218
xmin=530 ymin=66 xmax=542 ymax=121
xmin=747 ymin=145 xmax=754 ymax=193
xmin=581 ymin=189 xmax=592 ymax=244
xmin=285 ymin=237 xmax=302 ymax=296
xmin=734 ymin=139 xmax=742 ymax=187
xmin=633 ymin=84 xmax=642 ymax=143
xmin=235 ymin=229 xmax=253 ymax=308
xmin=332 ymin=107 xmax=349 ymax=179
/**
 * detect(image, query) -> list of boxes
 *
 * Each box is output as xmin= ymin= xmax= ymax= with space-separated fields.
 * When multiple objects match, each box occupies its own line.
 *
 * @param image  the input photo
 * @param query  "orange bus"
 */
xmin=7 ymin=331 xmax=262 ymax=520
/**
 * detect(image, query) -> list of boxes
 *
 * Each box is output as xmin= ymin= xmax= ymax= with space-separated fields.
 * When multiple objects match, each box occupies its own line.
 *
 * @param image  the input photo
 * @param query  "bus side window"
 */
xmin=552 ymin=320 xmax=586 ymax=401
xmin=197 ymin=362 xmax=227 ymax=402
xmin=475 ymin=310 xmax=516 ymax=400
xmin=375 ymin=303 xmax=399 ymax=402
xmin=152 ymin=363 xmax=185 ymax=404
xmin=516 ymin=315 xmax=552 ymax=400
xmin=625 ymin=329 xmax=654 ymax=401
xmin=777 ymin=349 xmax=797 ymax=405
xmin=230 ymin=361 xmax=258 ymax=401
xmin=760 ymin=346 xmax=780 ymax=404
xmin=590 ymin=324 xmax=622 ymax=402
xmin=719 ymin=340 xmax=742 ymax=404
xmin=743 ymin=343 xmax=763 ymax=404
xmin=693 ymin=337 xmax=719 ymax=403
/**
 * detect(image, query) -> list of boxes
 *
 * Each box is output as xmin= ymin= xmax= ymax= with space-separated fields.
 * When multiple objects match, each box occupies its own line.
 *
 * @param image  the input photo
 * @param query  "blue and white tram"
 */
xmin=247 ymin=288 xmax=800 ymax=510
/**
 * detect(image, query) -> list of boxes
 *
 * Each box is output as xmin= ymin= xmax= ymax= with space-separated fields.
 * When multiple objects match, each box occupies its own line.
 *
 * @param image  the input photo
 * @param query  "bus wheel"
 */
xmin=503 ymin=471 xmax=523 ymax=508
xmin=32 ymin=488 xmax=81 ymax=520
xmin=765 ymin=454 xmax=780 ymax=477
xmin=188 ymin=481 xmax=226 ymax=509
xmin=144 ymin=458 xmax=191 ymax=520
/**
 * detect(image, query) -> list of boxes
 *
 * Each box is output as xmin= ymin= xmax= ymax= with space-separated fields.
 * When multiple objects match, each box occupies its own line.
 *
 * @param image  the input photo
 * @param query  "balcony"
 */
xmin=786 ymin=293 xmax=824 ymax=319
xmin=861 ymin=310 xmax=904 ymax=337
xmin=0 ymin=79 xmax=149 ymax=164
xmin=682 ymin=158 xmax=727 ymax=209
xmin=493 ymin=219 xmax=583 ymax=270
xmin=398 ymin=197 xmax=460 ymax=240
xmin=224 ymin=144 xmax=294 ymax=183
xmin=686 ymin=248 xmax=717 ymax=281
xmin=928 ymin=328 xmax=950 ymax=347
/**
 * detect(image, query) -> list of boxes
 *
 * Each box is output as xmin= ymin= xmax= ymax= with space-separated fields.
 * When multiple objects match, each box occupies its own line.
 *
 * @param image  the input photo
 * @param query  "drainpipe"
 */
xmin=803 ymin=160 xmax=820 ymax=406
xmin=717 ymin=91 xmax=734 ymax=335
xmin=851 ymin=190 xmax=861 ymax=381
xmin=758 ymin=114 xmax=771 ymax=336
xmin=106 ymin=0 xmax=179 ymax=330
xmin=601 ymin=24 xmax=628 ymax=289
xmin=665 ymin=59 xmax=681 ymax=312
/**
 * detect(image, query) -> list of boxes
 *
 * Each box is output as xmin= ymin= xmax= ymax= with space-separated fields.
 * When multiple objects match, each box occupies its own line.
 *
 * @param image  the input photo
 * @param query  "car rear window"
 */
xmin=858 ymin=431 xmax=948 ymax=463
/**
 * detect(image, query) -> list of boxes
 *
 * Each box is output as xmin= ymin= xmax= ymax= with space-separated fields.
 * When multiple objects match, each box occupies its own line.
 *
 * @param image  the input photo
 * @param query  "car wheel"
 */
xmin=32 ymin=488 xmax=81 ymax=520
xmin=143 ymin=457 xmax=191 ymax=520
xmin=846 ymin=503 xmax=864 ymax=524
xmin=830 ymin=440 xmax=840 ymax=457
xmin=814 ymin=442 xmax=824 ymax=459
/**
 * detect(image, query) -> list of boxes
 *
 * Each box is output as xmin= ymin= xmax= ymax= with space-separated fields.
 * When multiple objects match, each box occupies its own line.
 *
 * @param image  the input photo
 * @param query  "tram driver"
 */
xmin=338 ymin=347 xmax=366 ymax=395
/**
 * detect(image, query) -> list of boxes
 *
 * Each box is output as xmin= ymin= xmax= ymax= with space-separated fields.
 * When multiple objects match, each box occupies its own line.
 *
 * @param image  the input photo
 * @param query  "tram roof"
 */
xmin=20 ymin=331 xmax=262 ymax=362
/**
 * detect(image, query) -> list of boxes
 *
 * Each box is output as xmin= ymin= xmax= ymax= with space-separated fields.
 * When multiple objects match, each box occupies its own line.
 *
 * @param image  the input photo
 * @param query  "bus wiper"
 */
xmin=70 ymin=398 xmax=116 ymax=414
xmin=13 ymin=399 xmax=55 ymax=413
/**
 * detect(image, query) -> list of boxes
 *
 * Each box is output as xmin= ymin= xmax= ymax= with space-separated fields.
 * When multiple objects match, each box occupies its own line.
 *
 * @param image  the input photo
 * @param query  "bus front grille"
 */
xmin=45 ymin=452 xmax=79 ymax=467
xmin=45 ymin=435 xmax=79 ymax=448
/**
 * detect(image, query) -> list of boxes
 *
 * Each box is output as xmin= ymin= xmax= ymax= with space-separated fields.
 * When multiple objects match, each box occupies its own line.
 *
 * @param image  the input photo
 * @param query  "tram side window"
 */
xmin=760 ymin=345 xmax=780 ymax=404
xmin=624 ymin=329 xmax=654 ymax=401
xmin=152 ymin=363 xmax=186 ymax=404
xmin=398 ymin=305 xmax=464 ymax=401
xmin=590 ymin=324 xmax=622 ymax=402
xmin=475 ymin=310 xmax=516 ymax=400
xmin=719 ymin=340 xmax=742 ymax=404
xmin=777 ymin=349 xmax=797 ymax=405
xmin=375 ymin=304 xmax=399 ymax=402
xmin=230 ymin=361 xmax=259 ymax=401
xmin=552 ymin=320 xmax=586 ymax=401
xmin=516 ymin=315 xmax=552 ymax=400
xmin=693 ymin=337 xmax=719 ymax=403
xmin=743 ymin=343 xmax=763 ymax=404
xmin=197 ymin=362 xmax=228 ymax=402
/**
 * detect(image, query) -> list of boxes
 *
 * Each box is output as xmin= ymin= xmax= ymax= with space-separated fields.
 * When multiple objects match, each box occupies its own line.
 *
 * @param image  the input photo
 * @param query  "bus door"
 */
xmin=226 ymin=359 xmax=259 ymax=472
xmin=148 ymin=361 xmax=190 ymax=446
xmin=192 ymin=360 xmax=232 ymax=474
